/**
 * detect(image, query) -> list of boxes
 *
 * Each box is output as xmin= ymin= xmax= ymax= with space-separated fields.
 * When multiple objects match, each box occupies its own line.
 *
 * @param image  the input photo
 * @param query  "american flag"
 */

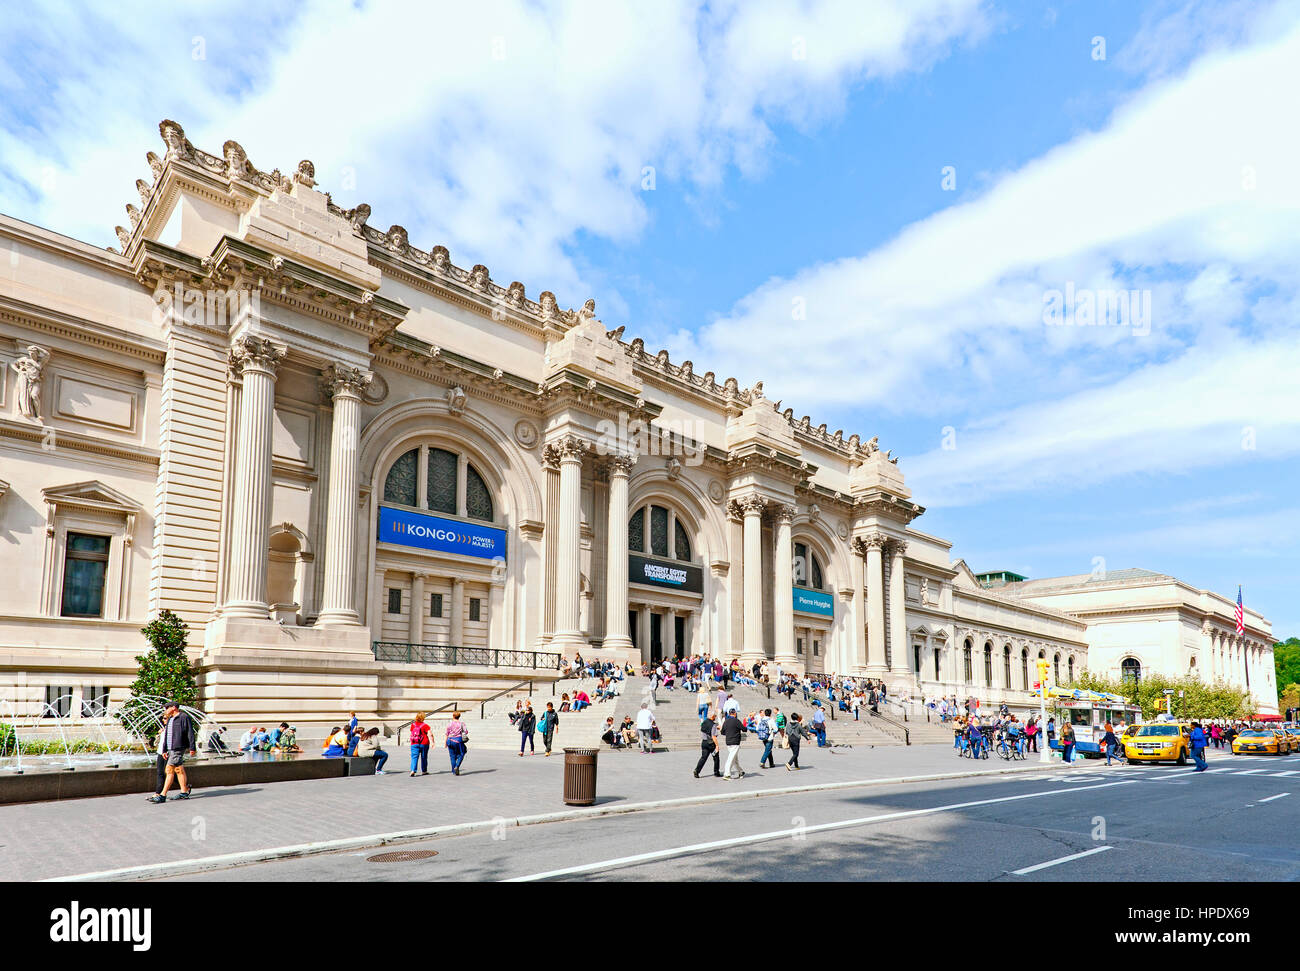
xmin=1235 ymin=586 xmax=1245 ymax=635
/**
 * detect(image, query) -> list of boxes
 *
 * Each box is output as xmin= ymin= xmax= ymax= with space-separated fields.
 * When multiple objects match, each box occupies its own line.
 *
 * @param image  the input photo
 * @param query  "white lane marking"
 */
xmin=504 ymin=778 xmax=1138 ymax=882
xmin=1269 ymin=770 xmax=1299 ymax=777
xmin=1234 ymin=769 xmax=1269 ymax=775
xmin=1011 ymin=845 xmax=1113 ymax=876
xmin=1205 ymin=768 xmax=1236 ymax=774
xmin=1257 ymin=792 xmax=1290 ymax=803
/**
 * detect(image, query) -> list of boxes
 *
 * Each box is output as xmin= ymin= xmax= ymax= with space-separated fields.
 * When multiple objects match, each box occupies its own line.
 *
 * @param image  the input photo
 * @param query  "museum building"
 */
xmin=0 ymin=122 xmax=1277 ymax=730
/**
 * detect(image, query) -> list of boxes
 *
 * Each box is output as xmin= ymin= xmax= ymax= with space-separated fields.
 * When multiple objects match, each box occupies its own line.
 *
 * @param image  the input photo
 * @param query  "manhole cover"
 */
xmin=366 ymin=849 xmax=439 ymax=863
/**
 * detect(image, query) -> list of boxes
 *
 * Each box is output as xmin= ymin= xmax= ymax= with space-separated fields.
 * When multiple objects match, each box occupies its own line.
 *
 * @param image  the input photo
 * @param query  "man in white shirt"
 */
xmin=238 ymin=726 xmax=258 ymax=752
xmin=635 ymin=703 xmax=657 ymax=753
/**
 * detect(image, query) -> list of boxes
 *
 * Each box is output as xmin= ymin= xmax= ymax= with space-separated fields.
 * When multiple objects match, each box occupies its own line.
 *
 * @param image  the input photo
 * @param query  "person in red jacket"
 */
xmin=408 ymin=712 xmax=432 ymax=776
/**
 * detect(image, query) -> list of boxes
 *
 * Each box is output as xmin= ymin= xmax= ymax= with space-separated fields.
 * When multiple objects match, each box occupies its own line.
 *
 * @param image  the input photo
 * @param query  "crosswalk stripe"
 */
xmin=1234 ymin=769 xmax=1268 ymax=775
xmin=1267 ymin=771 xmax=1298 ymax=777
xmin=1205 ymin=768 xmax=1236 ymax=774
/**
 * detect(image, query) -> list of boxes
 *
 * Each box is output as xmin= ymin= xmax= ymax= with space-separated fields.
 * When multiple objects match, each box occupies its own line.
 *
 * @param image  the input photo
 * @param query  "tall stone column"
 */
xmin=223 ymin=336 xmax=284 ymax=619
xmin=772 ymin=504 xmax=797 ymax=667
xmin=887 ymin=538 xmax=909 ymax=678
xmin=317 ymin=365 xmax=371 ymax=626
xmin=740 ymin=495 xmax=765 ymax=660
xmin=538 ymin=446 xmax=561 ymax=646
xmin=850 ymin=538 xmax=868 ymax=673
xmin=409 ymin=573 xmax=425 ymax=644
xmin=862 ymin=532 xmax=888 ymax=678
xmin=451 ymin=577 xmax=465 ymax=646
xmin=551 ymin=435 xmax=588 ymax=653
xmin=602 ymin=453 xmax=635 ymax=653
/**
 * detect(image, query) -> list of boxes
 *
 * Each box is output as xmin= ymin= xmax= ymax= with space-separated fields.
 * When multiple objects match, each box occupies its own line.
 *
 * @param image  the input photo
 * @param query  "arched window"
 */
xmin=382 ymin=446 xmax=496 ymax=523
xmin=1121 ymin=657 xmax=1141 ymax=684
xmin=674 ymin=519 xmax=691 ymax=562
xmin=1021 ymin=648 xmax=1029 ymax=690
xmin=963 ymin=639 xmax=973 ymax=683
xmin=934 ymin=646 xmax=941 ymax=681
xmin=1054 ymin=653 xmax=1061 ymax=685
xmin=984 ymin=642 xmax=993 ymax=686
xmin=629 ymin=504 xmax=693 ymax=562
xmin=384 ymin=448 xmax=418 ymax=506
xmin=1003 ymin=645 xmax=1012 ymax=688
xmin=466 ymin=464 xmax=493 ymax=522
xmin=793 ymin=542 xmax=826 ymax=589
xmin=1067 ymin=655 xmax=1074 ymax=683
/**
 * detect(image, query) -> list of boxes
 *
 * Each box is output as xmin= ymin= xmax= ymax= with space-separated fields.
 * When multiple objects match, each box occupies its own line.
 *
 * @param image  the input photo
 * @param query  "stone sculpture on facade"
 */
xmin=10 ymin=344 xmax=49 ymax=422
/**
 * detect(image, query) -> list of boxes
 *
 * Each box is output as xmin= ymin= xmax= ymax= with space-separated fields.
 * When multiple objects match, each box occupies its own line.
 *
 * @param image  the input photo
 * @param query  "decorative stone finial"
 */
xmin=294 ymin=159 xmax=316 ymax=188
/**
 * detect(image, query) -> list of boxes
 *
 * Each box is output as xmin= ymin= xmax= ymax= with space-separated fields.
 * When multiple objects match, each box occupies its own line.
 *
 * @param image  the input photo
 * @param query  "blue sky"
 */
xmin=1 ymin=0 xmax=1297 ymax=636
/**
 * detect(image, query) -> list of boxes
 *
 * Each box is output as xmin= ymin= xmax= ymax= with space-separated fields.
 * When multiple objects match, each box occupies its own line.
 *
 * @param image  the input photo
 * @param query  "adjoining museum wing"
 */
xmin=0 ymin=121 xmax=1278 ymax=737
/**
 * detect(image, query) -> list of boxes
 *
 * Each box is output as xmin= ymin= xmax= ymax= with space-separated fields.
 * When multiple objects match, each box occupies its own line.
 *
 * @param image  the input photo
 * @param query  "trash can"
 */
xmin=562 ymin=747 xmax=598 ymax=806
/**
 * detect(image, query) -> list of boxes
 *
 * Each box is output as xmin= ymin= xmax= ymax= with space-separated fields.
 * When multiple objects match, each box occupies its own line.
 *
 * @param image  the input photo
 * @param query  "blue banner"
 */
xmin=378 ymin=505 xmax=507 ymax=560
xmin=793 ymin=586 xmax=834 ymax=617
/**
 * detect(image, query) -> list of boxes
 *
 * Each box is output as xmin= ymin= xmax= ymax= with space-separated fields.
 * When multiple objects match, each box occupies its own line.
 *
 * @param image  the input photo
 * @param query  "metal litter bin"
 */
xmin=562 ymin=747 xmax=598 ymax=805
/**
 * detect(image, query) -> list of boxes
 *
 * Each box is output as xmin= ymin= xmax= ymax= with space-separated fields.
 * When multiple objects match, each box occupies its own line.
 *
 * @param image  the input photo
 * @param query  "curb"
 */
xmin=44 ymin=760 xmax=1067 ymax=882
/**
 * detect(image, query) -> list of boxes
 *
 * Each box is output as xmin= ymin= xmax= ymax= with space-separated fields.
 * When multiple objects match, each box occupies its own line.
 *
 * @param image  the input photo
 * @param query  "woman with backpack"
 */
xmin=408 ymin=713 xmax=432 ymax=776
xmin=445 ymin=710 xmax=468 ymax=775
xmin=518 ymin=702 xmax=537 ymax=756
xmin=538 ymin=702 xmax=559 ymax=756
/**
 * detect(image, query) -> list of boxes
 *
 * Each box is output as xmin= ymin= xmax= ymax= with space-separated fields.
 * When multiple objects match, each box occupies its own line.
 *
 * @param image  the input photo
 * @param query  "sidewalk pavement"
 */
xmin=1 ymin=741 xmax=1061 ymax=880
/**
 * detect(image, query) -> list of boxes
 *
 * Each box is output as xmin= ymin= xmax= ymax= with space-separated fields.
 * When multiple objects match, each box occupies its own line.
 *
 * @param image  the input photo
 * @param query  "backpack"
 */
xmin=755 ymin=719 xmax=771 ymax=742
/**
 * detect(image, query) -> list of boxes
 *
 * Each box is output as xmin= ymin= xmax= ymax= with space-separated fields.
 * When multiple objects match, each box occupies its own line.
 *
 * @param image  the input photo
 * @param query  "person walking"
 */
xmin=1100 ymin=722 xmax=1119 ymax=766
xmin=1025 ymin=716 xmax=1039 ymax=753
xmin=757 ymin=708 xmax=777 ymax=768
xmin=356 ymin=727 xmax=389 ymax=774
xmin=694 ymin=706 xmax=723 ymax=778
xmin=636 ymin=702 xmax=657 ymax=753
xmin=1046 ymin=716 xmax=1057 ymax=753
xmin=150 ymin=705 xmax=175 ymax=803
xmin=786 ymin=713 xmax=807 ymax=770
xmin=445 ymin=710 xmax=468 ymax=774
xmin=538 ymin=702 xmax=559 ymax=756
xmin=1189 ymin=721 xmax=1209 ymax=772
xmin=518 ymin=702 xmax=537 ymax=756
xmin=408 ymin=712 xmax=432 ymax=776
xmin=721 ymin=706 xmax=747 ymax=779
xmin=1209 ymin=722 xmax=1222 ymax=749
xmin=149 ymin=701 xmax=196 ymax=803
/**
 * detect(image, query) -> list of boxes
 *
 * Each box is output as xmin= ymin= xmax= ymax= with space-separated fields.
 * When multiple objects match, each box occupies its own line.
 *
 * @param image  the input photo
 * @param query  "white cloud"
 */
xmin=0 ymin=0 xmax=985 ymax=310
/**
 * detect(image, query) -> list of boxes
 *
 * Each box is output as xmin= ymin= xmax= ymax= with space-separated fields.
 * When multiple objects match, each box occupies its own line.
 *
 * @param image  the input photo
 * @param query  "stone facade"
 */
xmin=0 ymin=122 xmax=1277 ymax=730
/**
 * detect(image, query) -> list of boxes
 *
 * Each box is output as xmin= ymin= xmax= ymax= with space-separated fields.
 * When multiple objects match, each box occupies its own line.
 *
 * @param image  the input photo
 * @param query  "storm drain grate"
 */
xmin=366 ymin=849 xmax=439 ymax=863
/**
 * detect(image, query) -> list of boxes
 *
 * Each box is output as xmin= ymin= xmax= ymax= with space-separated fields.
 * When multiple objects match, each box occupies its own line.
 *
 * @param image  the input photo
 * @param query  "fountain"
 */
xmin=0 ymin=694 xmax=227 ymax=775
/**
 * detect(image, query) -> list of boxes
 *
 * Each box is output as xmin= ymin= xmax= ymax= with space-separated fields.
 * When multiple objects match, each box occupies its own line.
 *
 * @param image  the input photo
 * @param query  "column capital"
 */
xmin=549 ymin=433 xmax=589 ymax=463
xmin=228 ymin=334 xmax=286 ymax=377
xmin=886 ymin=537 xmax=908 ymax=556
xmin=321 ymin=363 xmax=373 ymax=399
xmin=770 ymin=502 xmax=796 ymax=525
xmin=853 ymin=531 xmax=888 ymax=555
xmin=604 ymin=452 xmax=636 ymax=476
xmin=737 ymin=493 xmax=766 ymax=517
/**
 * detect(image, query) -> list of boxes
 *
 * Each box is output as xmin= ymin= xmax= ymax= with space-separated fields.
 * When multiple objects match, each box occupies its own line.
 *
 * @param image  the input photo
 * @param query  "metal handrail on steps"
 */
xmin=479 ymin=679 xmax=534 ymax=720
xmin=867 ymin=709 xmax=911 ymax=745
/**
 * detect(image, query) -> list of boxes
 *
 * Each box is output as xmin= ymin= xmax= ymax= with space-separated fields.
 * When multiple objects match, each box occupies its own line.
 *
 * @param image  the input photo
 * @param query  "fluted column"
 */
xmin=409 ymin=573 xmax=425 ymax=644
xmin=862 ymin=532 xmax=888 ymax=678
xmin=551 ymin=435 xmax=588 ymax=652
xmin=772 ymin=504 xmax=797 ymax=667
xmin=887 ymin=538 xmax=909 ymax=677
xmin=851 ymin=538 xmax=868 ymax=673
xmin=602 ymin=453 xmax=635 ymax=653
xmin=740 ymin=494 xmax=765 ymax=660
xmin=317 ymin=365 xmax=371 ymax=625
xmin=223 ymin=336 xmax=284 ymax=619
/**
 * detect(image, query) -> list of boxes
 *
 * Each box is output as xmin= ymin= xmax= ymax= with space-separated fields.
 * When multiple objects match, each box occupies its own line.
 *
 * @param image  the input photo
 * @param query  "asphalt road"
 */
xmin=153 ymin=756 xmax=1300 ymax=882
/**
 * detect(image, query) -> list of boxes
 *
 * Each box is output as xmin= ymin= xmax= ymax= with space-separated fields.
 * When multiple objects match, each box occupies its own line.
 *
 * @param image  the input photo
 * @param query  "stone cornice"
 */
xmin=951 ymin=584 xmax=1088 ymax=629
xmin=0 ymin=213 xmax=132 ymax=273
xmin=0 ymin=295 xmax=167 ymax=363
xmin=1068 ymin=602 xmax=1272 ymax=640
xmin=854 ymin=492 xmax=925 ymax=523
xmin=0 ymin=418 xmax=161 ymax=467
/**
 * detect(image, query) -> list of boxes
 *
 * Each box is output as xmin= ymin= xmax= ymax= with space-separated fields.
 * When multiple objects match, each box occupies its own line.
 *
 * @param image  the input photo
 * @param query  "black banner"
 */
xmin=629 ymin=554 xmax=703 ymax=594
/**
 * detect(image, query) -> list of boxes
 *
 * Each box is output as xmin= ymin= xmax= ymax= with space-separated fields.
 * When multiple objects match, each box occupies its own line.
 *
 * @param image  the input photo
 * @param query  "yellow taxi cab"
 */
xmin=1273 ymin=727 xmax=1298 ymax=754
xmin=1123 ymin=722 xmax=1191 ymax=764
xmin=1232 ymin=729 xmax=1288 ymax=756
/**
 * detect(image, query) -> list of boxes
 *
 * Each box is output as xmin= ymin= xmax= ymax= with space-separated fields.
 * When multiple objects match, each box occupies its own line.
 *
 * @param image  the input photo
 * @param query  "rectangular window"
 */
xmin=430 ymin=593 xmax=443 ymax=618
xmin=469 ymin=598 xmax=482 ymax=622
xmin=81 ymin=686 xmax=108 ymax=717
xmin=813 ymin=640 xmax=820 ymax=657
xmin=796 ymin=637 xmax=804 ymax=655
xmin=60 ymin=532 xmax=109 ymax=617
xmin=387 ymin=588 xmax=402 ymax=614
xmin=44 ymin=685 xmax=72 ymax=718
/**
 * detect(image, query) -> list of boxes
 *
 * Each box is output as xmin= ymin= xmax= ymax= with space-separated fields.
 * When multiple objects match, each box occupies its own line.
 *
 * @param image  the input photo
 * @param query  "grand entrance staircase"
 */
xmin=437 ymin=676 xmax=911 ymax=751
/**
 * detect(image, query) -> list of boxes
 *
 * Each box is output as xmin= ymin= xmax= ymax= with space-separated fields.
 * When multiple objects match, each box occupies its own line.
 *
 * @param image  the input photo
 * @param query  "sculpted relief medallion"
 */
xmin=514 ymin=419 xmax=539 ymax=449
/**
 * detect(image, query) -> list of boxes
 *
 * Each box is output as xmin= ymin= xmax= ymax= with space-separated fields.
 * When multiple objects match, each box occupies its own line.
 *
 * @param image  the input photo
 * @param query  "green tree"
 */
xmin=120 ymin=610 xmax=199 ymax=736
xmin=1069 ymin=670 xmax=1251 ymax=720
xmin=1279 ymin=683 xmax=1300 ymax=718
xmin=1274 ymin=637 xmax=1300 ymax=690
